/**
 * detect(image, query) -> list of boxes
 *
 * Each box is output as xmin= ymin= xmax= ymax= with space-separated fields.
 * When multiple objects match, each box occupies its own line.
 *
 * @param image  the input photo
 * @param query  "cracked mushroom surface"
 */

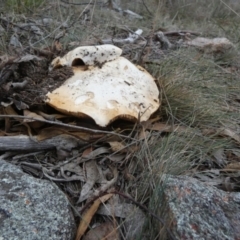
xmin=47 ymin=45 xmax=160 ymax=127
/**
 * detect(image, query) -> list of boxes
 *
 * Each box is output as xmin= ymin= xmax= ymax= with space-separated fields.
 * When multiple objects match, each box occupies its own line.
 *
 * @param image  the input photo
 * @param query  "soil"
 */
xmin=0 ymin=58 xmax=74 ymax=110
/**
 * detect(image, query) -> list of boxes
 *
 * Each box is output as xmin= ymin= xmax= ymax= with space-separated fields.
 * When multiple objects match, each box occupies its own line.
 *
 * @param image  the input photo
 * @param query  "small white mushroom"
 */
xmin=47 ymin=45 xmax=160 ymax=127
xmin=49 ymin=44 xmax=122 ymax=71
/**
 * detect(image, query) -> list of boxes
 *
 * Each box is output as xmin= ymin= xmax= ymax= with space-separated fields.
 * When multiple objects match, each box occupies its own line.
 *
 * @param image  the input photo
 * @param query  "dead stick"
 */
xmin=0 ymin=115 xmax=135 ymax=140
xmin=164 ymin=30 xmax=201 ymax=36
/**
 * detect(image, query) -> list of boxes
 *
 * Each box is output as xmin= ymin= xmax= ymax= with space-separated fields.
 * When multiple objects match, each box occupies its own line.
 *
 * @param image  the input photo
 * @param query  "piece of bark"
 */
xmin=0 ymin=134 xmax=86 ymax=151
xmin=0 ymin=135 xmax=54 ymax=151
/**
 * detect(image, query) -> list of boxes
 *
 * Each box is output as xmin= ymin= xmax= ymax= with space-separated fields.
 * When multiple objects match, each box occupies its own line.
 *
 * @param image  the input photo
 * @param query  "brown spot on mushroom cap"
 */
xmin=47 ymin=53 xmax=160 ymax=127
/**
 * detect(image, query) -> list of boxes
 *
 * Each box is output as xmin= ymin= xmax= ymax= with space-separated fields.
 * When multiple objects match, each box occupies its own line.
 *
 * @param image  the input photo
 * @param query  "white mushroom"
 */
xmin=47 ymin=45 xmax=160 ymax=127
xmin=49 ymin=44 xmax=122 ymax=71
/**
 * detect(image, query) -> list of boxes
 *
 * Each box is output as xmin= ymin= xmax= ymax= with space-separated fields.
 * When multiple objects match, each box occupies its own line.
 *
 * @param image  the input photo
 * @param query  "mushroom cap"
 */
xmin=49 ymin=44 xmax=122 ymax=71
xmin=46 ymin=56 xmax=160 ymax=127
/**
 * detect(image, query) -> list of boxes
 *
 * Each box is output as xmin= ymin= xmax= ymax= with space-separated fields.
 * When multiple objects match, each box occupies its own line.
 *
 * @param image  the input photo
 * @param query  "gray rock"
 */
xmin=0 ymin=160 xmax=76 ymax=240
xmin=159 ymin=175 xmax=240 ymax=240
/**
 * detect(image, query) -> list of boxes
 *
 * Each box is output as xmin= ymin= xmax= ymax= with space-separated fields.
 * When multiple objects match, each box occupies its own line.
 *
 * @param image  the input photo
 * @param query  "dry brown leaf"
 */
xmin=82 ymin=147 xmax=110 ymax=160
xmin=53 ymin=40 xmax=62 ymax=51
xmin=202 ymin=127 xmax=240 ymax=144
xmin=141 ymin=116 xmax=161 ymax=127
xmin=97 ymin=195 xmax=141 ymax=218
xmin=107 ymin=154 xmax=125 ymax=162
xmin=127 ymin=145 xmax=139 ymax=153
xmin=37 ymin=126 xmax=91 ymax=142
xmin=75 ymin=193 xmax=113 ymax=240
xmin=12 ymin=99 xmax=29 ymax=110
xmin=146 ymin=122 xmax=186 ymax=132
xmin=223 ymin=162 xmax=240 ymax=171
xmin=0 ymin=131 xmax=5 ymax=136
xmin=3 ymin=106 xmax=20 ymax=131
xmin=212 ymin=148 xmax=227 ymax=166
xmin=123 ymin=207 xmax=146 ymax=240
xmin=123 ymin=168 xmax=136 ymax=181
xmin=36 ymin=111 xmax=67 ymax=120
xmin=16 ymin=54 xmax=42 ymax=63
xmin=220 ymin=128 xmax=240 ymax=144
xmin=108 ymin=141 xmax=125 ymax=152
xmin=78 ymin=160 xmax=99 ymax=203
xmin=4 ymin=105 xmax=18 ymax=116
xmin=37 ymin=127 xmax=66 ymax=141
xmin=88 ymin=168 xmax=118 ymax=202
xmin=82 ymin=147 xmax=93 ymax=158
xmin=23 ymin=110 xmax=45 ymax=128
xmin=141 ymin=120 xmax=188 ymax=135
xmin=108 ymin=141 xmax=138 ymax=154
xmin=201 ymin=128 xmax=215 ymax=135
xmin=83 ymin=222 xmax=119 ymax=240
xmin=138 ymin=128 xmax=150 ymax=140
xmin=222 ymin=176 xmax=235 ymax=191
xmin=60 ymin=163 xmax=85 ymax=181
xmin=0 ymin=54 xmax=15 ymax=68
xmin=97 ymin=197 xmax=146 ymax=240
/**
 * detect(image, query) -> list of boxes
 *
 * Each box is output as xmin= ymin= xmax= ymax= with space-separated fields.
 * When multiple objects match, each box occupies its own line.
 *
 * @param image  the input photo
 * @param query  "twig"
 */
xmin=219 ymin=0 xmax=240 ymax=18
xmin=43 ymin=168 xmax=85 ymax=182
xmin=60 ymin=0 xmax=103 ymax=5
xmin=0 ymin=115 xmax=135 ymax=140
xmin=141 ymin=0 xmax=152 ymax=15
xmin=11 ymin=80 xmax=28 ymax=90
xmin=164 ymin=30 xmax=201 ymax=36
xmin=137 ymin=37 xmax=150 ymax=65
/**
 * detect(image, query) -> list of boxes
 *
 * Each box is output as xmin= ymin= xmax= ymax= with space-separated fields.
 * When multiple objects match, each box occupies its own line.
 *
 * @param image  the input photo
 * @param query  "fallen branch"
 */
xmin=0 ymin=134 xmax=83 ymax=151
xmin=0 ymin=135 xmax=55 ymax=151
